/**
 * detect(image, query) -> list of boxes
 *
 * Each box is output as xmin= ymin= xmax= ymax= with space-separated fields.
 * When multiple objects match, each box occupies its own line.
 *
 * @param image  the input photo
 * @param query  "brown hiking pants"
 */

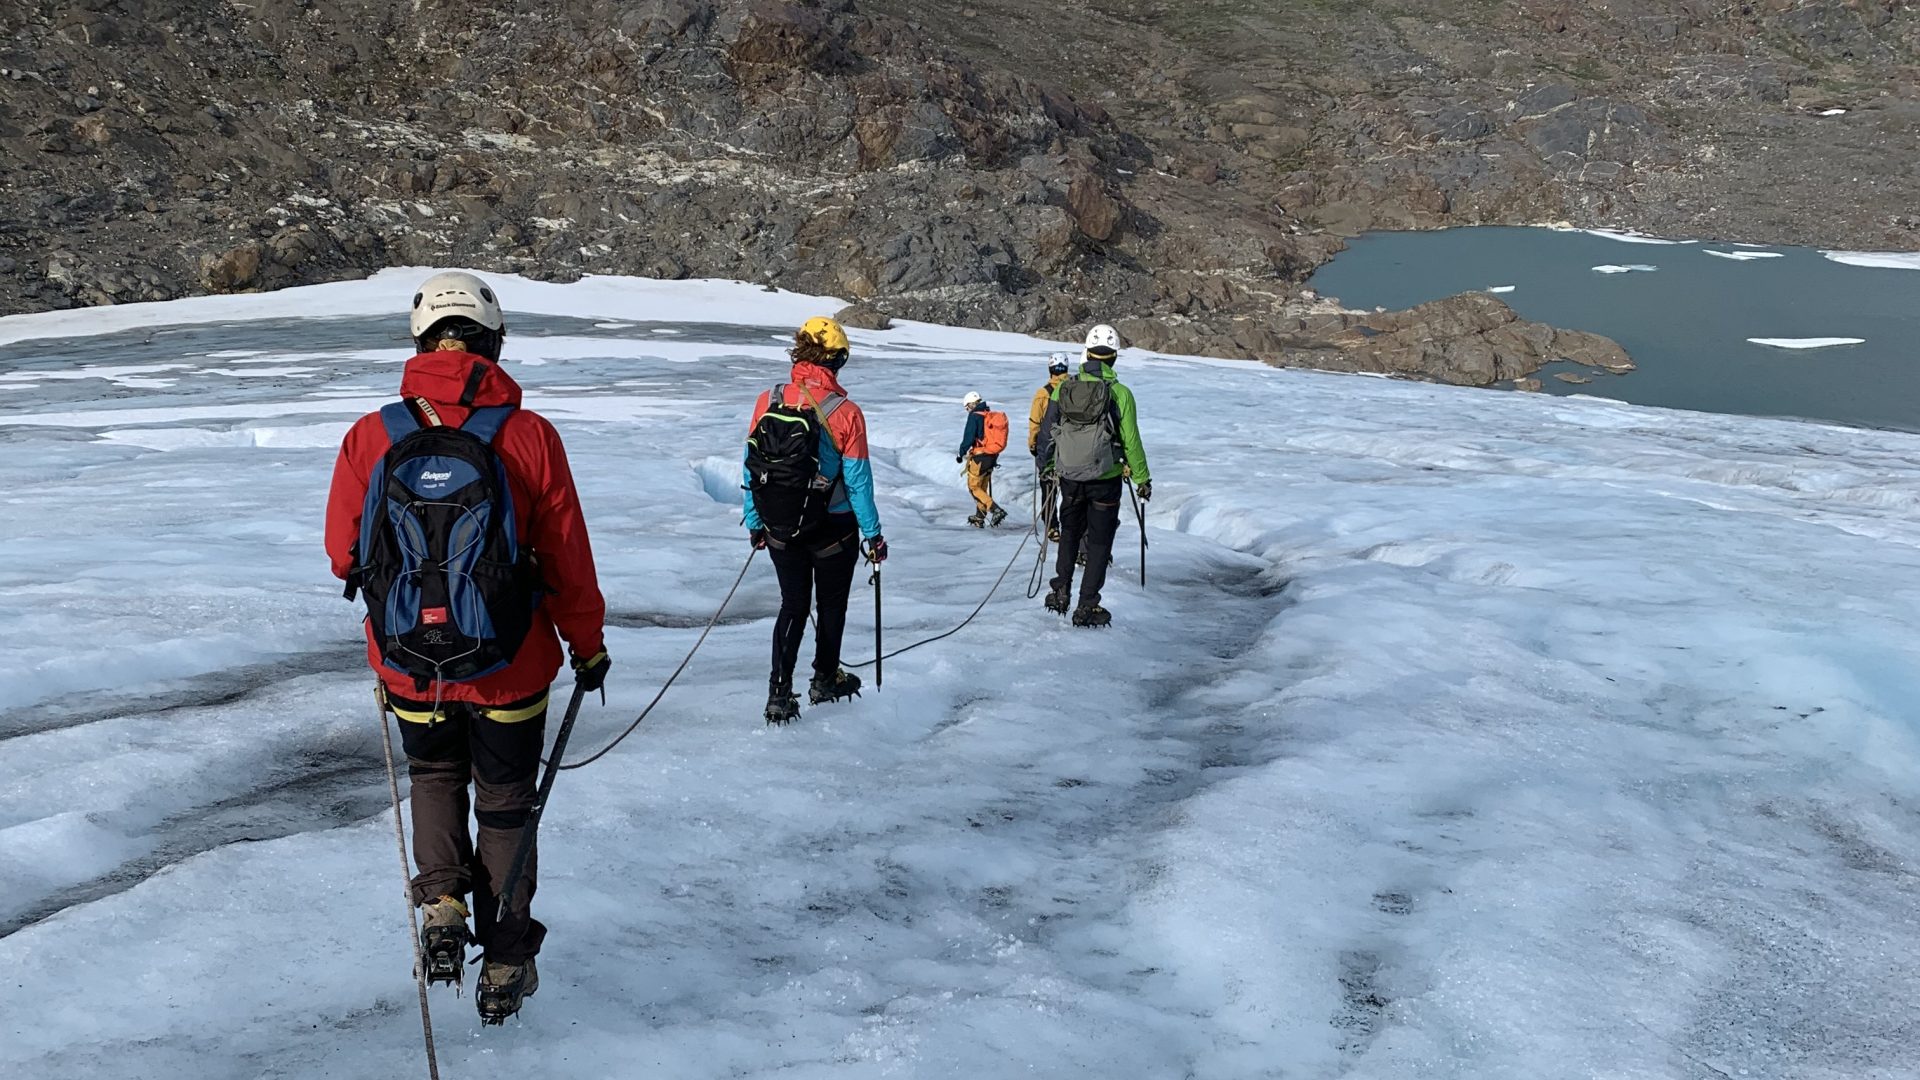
xmin=393 ymin=692 xmax=549 ymax=965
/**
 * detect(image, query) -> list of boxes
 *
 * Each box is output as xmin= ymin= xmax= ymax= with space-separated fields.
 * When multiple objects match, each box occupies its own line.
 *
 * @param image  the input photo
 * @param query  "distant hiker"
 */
xmin=326 ymin=272 xmax=609 ymax=1023
xmin=1029 ymin=354 xmax=1071 ymax=454
xmin=1029 ymin=354 xmax=1071 ymax=540
xmin=1034 ymin=323 xmax=1152 ymax=627
xmin=743 ymin=316 xmax=887 ymax=725
xmin=957 ymin=391 xmax=1009 ymax=528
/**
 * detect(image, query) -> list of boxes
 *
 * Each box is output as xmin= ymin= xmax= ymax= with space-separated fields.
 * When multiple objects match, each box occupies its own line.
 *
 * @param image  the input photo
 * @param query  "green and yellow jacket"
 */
xmin=1033 ymin=360 xmax=1150 ymax=484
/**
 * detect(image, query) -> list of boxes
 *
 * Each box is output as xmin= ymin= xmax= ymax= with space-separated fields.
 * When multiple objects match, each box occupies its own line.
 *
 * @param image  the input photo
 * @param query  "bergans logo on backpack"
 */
xmin=351 ymin=398 xmax=539 ymax=687
xmin=977 ymin=410 xmax=1009 ymax=455
xmin=745 ymin=383 xmax=846 ymax=543
xmin=1053 ymin=377 xmax=1118 ymax=481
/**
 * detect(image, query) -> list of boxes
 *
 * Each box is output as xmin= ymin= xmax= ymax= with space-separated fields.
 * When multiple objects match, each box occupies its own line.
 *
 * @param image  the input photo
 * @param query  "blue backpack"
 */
xmin=351 ymin=398 xmax=539 ymax=688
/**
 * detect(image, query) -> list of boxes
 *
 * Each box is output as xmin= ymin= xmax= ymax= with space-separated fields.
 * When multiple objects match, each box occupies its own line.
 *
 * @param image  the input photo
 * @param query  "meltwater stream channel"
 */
xmin=1309 ymin=226 xmax=1920 ymax=433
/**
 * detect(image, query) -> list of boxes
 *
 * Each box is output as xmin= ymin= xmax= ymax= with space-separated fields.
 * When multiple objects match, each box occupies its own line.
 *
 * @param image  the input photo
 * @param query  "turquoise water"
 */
xmin=1308 ymin=227 xmax=1920 ymax=432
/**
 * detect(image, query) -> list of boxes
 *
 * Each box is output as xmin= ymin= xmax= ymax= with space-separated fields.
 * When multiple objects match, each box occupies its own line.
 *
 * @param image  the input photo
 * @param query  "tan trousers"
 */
xmin=966 ymin=456 xmax=998 ymax=514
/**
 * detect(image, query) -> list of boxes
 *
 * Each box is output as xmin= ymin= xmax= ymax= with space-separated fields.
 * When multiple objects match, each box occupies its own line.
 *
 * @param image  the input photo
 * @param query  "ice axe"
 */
xmin=867 ymin=546 xmax=884 ymax=690
xmin=495 ymin=680 xmax=588 ymax=925
xmin=1128 ymin=478 xmax=1148 ymax=588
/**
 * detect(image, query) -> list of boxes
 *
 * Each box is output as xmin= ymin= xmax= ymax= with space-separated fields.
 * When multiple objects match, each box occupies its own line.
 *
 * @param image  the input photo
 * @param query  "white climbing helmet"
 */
xmin=962 ymin=391 xmax=984 ymax=408
xmin=1047 ymin=352 xmax=1070 ymax=373
xmin=410 ymin=271 xmax=506 ymax=339
xmin=1084 ymin=323 xmax=1121 ymax=356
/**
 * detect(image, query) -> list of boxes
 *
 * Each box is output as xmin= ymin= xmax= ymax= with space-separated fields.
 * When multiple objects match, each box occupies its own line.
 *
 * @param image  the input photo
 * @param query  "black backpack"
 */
xmin=744 ymin=383 xmax=846 ymax=544
xmin=351 ymin=399 xmax=538 ymax=687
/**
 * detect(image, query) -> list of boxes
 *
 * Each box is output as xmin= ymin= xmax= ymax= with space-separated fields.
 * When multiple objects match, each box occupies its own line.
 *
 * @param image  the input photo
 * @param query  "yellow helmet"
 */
xmin=798 ymin=316 xmax=850 ymax=354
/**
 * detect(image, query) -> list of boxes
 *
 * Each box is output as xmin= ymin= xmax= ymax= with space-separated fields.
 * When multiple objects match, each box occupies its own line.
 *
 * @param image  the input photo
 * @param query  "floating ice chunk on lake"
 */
xmin=1580 ymin=228 xmax=1695 ymax=245
xmin=1747 ymin=337 xmax=1866 ymax=350
xmin=1823 ymin=250 xmax=1920 ymax=271
xmin=1592 ymin=264 xmax=1658 ymax=274
xmin=1486 ymin=285 xmax=1517 ymax=294
xmin=1704 ymin=250 xmax=1785 ymax=261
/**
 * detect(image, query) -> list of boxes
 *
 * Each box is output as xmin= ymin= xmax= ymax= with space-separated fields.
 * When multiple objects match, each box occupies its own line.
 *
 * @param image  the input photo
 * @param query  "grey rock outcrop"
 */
xmin=0 ymin=0 xmax=1914 ymax=379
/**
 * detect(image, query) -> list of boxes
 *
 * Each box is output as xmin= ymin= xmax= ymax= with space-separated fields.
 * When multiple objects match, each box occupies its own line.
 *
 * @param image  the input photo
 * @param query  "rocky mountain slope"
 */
xmin=2 ymin=0 xmax=1916 ymax=379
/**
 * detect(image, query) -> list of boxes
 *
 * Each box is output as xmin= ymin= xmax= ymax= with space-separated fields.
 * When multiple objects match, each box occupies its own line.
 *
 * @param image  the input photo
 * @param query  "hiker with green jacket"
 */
xmin=1033 ymin=324 xmax=1151 ymax=627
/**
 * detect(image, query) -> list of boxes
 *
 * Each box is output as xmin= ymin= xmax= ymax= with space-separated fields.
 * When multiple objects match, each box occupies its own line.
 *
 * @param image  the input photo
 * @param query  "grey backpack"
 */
xmin=1053 ymin=377 xmax=1117 ymax=481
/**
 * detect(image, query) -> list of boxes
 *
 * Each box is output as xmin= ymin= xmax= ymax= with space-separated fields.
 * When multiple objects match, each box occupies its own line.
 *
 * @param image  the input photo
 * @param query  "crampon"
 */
xmin=476 ymin=958 xmax=538 ymax=1025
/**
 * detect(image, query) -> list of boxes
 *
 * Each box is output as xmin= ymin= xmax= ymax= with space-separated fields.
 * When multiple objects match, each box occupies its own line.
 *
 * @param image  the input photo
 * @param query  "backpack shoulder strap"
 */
xmin=791 ymin=383 xmax=844 ymax=453
xmin=380 ymin=401 xmax=422 ymax=443
xmin=460 ymin=404 xmax=516 ymax=445
xmin=818 ymin=392 xmax=846 ymax=418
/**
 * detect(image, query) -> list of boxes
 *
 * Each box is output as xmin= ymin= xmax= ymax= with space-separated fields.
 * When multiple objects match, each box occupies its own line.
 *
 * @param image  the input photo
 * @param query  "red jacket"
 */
xmin=325 ymin=351 xmax=606 ymax=705
xmin=740 ymin=362 xmax=883 ymax=538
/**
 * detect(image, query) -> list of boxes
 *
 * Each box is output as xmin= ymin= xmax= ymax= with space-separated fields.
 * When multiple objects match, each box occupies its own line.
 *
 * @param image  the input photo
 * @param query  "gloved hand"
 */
xmin=955 ymin=454 xmax=964 ymax=464
xmin=864 ymin=535 xmax=889 ymax=564
xmin=571 ymin=649 xmax=611 ymax=693
xmin=749 ymin=527 xmax=769 ymax=550
xmin=1136 ymin=480 xmax=1152 ymax=502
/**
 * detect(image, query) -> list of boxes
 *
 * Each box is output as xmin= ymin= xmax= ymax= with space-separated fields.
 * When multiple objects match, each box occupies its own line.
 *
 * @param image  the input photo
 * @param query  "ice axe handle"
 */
xmin=870 ymin=563 xmax=883 ymax=690
xmin=495 ymin=680 xmax=587 ymax=923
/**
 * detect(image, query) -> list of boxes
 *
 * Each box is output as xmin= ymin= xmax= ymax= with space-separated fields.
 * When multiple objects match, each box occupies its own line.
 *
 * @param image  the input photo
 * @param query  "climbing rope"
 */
xmin=374 ymin=689 xmax=442 ymax=1080
xmin=558 ymin=513 xmax=1038 ymax=763
xmin=845 ymin=527 xmax=1031 ymax=670
xmin=1026 ymin=471 xmax=1056 ymax=599
xmin=557 ymin=549 xmax=757 ymax=770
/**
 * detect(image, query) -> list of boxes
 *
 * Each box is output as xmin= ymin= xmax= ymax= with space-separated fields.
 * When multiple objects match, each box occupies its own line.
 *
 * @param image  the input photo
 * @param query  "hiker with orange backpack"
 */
xmin=957 ymin=391 xmax=1009 ymax=528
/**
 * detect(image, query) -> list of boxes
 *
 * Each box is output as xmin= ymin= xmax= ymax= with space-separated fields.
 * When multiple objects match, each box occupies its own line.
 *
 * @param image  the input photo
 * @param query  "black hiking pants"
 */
xmin=769 ymin=512 xmax=862 ymax=686
xmin=1052 ymin=476 xmax=1123 ymax=607
xmin=395 ymin=693 xmax=549 ymax=965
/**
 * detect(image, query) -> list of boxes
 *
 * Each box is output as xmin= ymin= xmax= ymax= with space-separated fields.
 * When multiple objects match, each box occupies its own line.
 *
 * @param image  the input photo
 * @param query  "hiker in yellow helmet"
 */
xmin=741 ymin=316 xmax=886 ymax=724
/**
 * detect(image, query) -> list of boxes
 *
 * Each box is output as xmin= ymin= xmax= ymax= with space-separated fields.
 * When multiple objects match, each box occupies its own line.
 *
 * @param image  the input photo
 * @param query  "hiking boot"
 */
xmin=1044 ymin=582 xmax=1071 ymax=615
xmin=967 ymin=511 xmax=986 ymax=528
xmin=1071 ymin=604 xmax=1112 ymax=628
xmin=476 ymin=957 xmax=538 ymax=1025
xmin=988 ymin=505 xmax=1008 ymax=528
xmin=765 ymin=676 xmax=800 ymax=725
xmin=419 ymin=895 xmax=470 ymax=987
xmin=809 ymin=668 xmax=862 ymax=704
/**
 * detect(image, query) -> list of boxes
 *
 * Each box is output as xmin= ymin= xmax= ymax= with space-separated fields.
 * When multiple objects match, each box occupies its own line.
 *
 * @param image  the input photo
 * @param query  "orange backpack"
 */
xmin=978 ymin=410 xmax=1009 ymax=455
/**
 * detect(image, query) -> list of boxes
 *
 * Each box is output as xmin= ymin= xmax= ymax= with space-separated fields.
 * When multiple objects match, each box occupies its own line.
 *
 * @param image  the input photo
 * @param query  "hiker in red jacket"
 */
xmin=324 ymin=272 xmax=608 ymax=1023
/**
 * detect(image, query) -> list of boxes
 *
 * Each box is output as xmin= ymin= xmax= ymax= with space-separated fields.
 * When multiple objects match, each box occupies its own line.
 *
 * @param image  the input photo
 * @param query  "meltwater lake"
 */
xmin=1309 ymin=226 xmax=1920 ymax=432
